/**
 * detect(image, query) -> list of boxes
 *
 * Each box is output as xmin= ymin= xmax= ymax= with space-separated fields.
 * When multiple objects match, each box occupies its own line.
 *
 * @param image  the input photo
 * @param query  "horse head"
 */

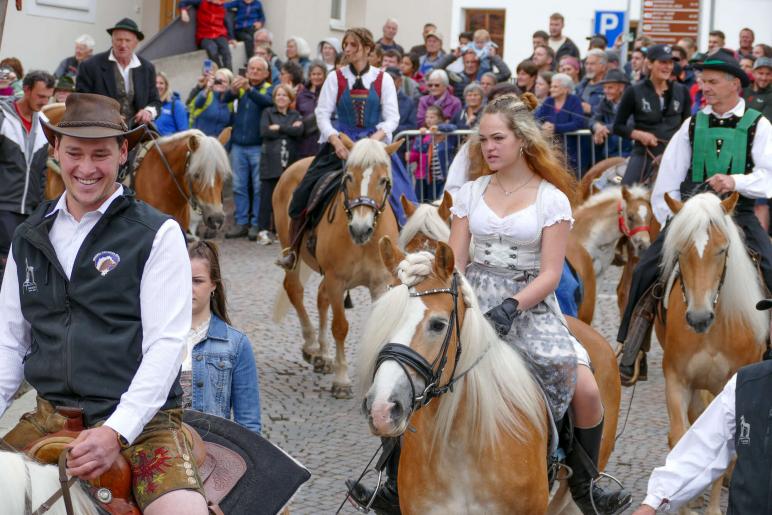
xmin=664 ymin=192 xmax=739 ymax=333
xmin=185 ymin=131 xmax=231 ymax=231
xmin=361 ymin=237 xmax=462 ymax=437
xmin=620 ymin=185 xmax=652 ymax=256
xmin=397 ymin=191 xmax=452 ymax=253
xmin=340 ymin=136 xmax=402 ymax=245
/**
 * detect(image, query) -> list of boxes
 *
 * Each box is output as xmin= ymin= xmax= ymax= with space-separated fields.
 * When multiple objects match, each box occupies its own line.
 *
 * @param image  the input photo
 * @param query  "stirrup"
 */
xmin=347 ymin=469 xmax=384 ymax=513
xmin=620 ymin=351 xmax=644 ymax=387
xmin=276 ymin=247 xmax=298 ymax=271
xmin=589 ymin=472 xmax=632 ymax=515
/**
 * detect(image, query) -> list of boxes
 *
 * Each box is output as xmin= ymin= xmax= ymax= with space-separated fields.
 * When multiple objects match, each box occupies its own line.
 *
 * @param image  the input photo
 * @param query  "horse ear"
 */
xmin=433 ymin=241 xmax=455 ymax=280
xmin=438 ymin=191 xmax=453 ymax=222
xmin=339 ymin=133 xmax=355 ymax=150
xmin=400 ymin=194 xmax=416 ymax=218
xmin=621 ymin=185 xmax=631 ymax=203
xmin=384 ymin=139 xmax=405 ymax=156
xmin=188 ymin=133 xmax=200 ymax=153
xmin=721 ymin=192 xmax=740 ymax=214
xmin=664 ymin=192 xmax=683 ymax=215
xmin=591 ymin=184 xmax=601 ymax=196
xmin=379 ymin=236 xmax=405 ymax=276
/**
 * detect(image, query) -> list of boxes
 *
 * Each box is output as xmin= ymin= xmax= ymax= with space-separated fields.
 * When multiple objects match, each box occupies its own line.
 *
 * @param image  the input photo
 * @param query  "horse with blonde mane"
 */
xmin=44 ymin=124 xmax=231 ymax=234
xmin=273 ymin=136 xmax=401 ymax=398
xmin=356 ymin=237 xmax=621 ymax=514
xmin=398 ymin=192 xmax=452 ymax=253
xmin=656 ymin=192 xmax=768 ymax=514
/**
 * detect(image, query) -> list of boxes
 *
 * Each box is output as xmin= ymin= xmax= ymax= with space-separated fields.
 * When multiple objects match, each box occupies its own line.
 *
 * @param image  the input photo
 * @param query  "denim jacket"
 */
xmin=191 ymin=314 xmax=261 ymax=432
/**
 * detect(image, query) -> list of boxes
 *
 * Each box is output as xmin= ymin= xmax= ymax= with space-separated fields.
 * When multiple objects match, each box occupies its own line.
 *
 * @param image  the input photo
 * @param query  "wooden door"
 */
xmin=465 ymin=9 xmax=506 ymax=56
xmin=159 ymin=0 xmax=181 ymax=30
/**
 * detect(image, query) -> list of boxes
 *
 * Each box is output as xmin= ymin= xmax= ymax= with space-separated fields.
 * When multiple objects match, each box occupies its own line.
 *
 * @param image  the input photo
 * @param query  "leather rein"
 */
xmin=0 ymin=438 xmax=77 ymax=515
xmin=617 ymin=199 xmax=650 ymax=238
xmin=374 ymin=273 xmax=487 ymax=412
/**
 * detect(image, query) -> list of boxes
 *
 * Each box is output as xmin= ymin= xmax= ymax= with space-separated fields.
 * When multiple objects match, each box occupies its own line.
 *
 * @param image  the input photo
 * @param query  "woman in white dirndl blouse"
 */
xmin=448 ymin=94 xmax=631 ymax=515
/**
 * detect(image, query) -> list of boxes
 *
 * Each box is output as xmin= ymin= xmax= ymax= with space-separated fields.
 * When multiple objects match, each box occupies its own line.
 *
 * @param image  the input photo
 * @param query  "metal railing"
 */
xmin=560 ymin=129 xmax=630 ymax=178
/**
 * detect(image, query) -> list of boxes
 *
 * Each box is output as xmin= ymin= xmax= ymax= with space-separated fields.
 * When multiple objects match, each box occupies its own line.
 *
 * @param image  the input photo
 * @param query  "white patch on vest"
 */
xmin=739 ymin=415 xmax=751 ymax=445
xmin=637 ymin=205 xmax=649 ymax=224
xmin=694 ymin=227 xmax=710 ymax=258
xmin=360 ymin=167 xmax=374 ymax=197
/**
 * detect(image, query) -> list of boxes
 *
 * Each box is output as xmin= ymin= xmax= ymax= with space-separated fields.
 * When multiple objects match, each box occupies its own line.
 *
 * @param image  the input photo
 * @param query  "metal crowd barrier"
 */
xmin=560 ymin=130 xmax=629 ymax=178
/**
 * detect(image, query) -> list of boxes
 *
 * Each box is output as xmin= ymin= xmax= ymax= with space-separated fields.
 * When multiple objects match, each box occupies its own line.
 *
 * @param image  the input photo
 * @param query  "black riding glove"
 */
xmin=484 ymin=298 xmax=521 ymax=337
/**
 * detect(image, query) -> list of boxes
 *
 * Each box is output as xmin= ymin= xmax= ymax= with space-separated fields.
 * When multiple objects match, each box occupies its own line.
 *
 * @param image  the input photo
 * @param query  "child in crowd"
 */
xmin=258 ymin=84 xmax=304 ymax=245
xmin=155 ymin=72 xmax=189 ymax=136
xmin=185 ymin=240 xmax=262 ymax=434
xmin=180 ymin=0 xmax=233 ymax=70
xmin=409 ymin=104 xmax=457 ymax=202
xmin=190 ymin=68 xmax=234 ymax=137
xmin=463 ymin=29 xmax=497 ymax=74
xmin=224 ymin=0 xmax=265 ymax=60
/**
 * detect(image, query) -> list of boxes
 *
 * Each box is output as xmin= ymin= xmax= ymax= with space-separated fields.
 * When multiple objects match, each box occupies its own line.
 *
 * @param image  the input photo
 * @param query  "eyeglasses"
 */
xmin=427 ymin=83 xmax=443 ymax=88
xmin=214 ymin=79 xmax=225 ymax=85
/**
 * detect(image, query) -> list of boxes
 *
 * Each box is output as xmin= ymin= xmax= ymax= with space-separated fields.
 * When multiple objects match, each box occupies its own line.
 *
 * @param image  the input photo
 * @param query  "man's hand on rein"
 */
xmin=66 ymin=426 xmax=122 ymax=480
xmin=707 ymin=173 xmax=736 ymax=195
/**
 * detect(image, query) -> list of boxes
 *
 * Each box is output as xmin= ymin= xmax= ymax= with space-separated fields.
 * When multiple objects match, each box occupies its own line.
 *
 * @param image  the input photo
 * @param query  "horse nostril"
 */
xmin=391 ymin=400 xmax=404 ymax=420
xmin=361 ymin=397 xmax=369 ymax=415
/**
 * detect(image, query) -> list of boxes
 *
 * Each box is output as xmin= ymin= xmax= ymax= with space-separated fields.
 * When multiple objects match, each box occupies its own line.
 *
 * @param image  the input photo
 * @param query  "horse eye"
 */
xmin=428 ymin=318 xmax=447 ymax=333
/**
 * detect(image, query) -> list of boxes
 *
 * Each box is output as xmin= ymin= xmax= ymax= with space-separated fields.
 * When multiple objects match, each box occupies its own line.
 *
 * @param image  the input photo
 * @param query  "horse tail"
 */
xmin=273 ymin=261 xmax=312 ymax=323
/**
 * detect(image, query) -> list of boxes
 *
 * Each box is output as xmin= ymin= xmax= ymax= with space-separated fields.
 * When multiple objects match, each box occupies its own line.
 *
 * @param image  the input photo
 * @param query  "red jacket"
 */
xmin=192 ymin=1 xmax=228 ymax=44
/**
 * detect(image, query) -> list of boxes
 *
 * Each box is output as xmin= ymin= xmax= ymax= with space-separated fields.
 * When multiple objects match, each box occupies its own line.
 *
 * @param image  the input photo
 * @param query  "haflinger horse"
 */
xmin=397 ymin=192 xmax=452 ymax=253
xmin=44 ymin=125 xmax=231 ymax=235
xmin=657 ymin=192 xmax=768 ymax=514
xmin=358 ymin=237 xmax=621 ymax=514
xmin=273 ymin=136 xmax=402 ymax=398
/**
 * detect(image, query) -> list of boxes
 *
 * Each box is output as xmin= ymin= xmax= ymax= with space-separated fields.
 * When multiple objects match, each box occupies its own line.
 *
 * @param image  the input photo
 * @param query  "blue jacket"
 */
xmin=396 ymin=91 xmax=417 ymax=135
xmin=224 ymin=0 xmax=265 ymax=31
xmin=191 ymin=314 xmax=262 ymax=433
xmin=535 ymin=95 xmax=586 ymax=171
xmin=223 ymin=81 xmax=273 ymax=146
xmin=156 ymin=93 xmax=190 ymax=136
xmin=191 ymin=90 xmax=233 ymax=137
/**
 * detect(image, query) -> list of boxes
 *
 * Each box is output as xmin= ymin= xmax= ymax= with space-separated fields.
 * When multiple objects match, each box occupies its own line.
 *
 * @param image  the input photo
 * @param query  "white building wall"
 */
xmin=1 ymin=0 xmax=159 ymax=73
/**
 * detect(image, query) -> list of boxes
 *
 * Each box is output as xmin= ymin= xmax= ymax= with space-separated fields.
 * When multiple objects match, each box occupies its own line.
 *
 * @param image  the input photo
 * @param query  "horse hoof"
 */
xmin=331 ymin=383 xmax=353 ymax=399
xmin=313 ymin=355 xmax=333 ymax=374
xmin=302 ymin=349 xmax=314 ymax=364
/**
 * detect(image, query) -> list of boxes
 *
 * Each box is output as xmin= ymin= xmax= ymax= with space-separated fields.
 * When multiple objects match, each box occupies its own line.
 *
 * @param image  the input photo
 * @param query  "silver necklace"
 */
xmin=494 ymin=174 xmax=535 ymax=197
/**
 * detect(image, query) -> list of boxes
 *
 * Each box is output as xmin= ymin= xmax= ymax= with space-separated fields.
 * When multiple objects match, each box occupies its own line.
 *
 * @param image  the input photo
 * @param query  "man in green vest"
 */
xmin=616 ymin=51 xmax=772 ymax=385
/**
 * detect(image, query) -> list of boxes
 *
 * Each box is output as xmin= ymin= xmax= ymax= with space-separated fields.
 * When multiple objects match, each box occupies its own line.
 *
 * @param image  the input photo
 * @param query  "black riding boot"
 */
xmin=566 ymin=418 xmax=631 ymax=515
xmin=346 ymin=438 xmax=401 ymax=515
xmin=276 ymin=217 xmax=303 ymax=271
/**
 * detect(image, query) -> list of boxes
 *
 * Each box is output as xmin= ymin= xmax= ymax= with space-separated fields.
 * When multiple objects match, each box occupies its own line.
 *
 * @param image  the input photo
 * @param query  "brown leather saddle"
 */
xmin=23 ymin=408 xmax=246 ymax=515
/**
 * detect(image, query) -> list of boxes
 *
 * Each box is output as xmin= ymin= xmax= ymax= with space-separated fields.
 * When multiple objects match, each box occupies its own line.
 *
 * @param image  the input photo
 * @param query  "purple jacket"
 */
xmin=295 ymin=84 xmax=321 ymax=158
xmin=417 ymin=90 xmax=462 ymax=127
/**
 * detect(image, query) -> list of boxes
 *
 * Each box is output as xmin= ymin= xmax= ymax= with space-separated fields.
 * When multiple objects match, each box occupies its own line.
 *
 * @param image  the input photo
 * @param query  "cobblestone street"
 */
xmin=1 ymin=238 xmax=725 ymax=514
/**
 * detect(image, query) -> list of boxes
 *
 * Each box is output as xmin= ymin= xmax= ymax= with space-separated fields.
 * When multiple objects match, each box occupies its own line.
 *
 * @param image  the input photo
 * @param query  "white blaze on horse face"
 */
xmin=360 ymin=166 xmax=374 ymax=197
xmin=694 ymin=227 xmax=710 ymax=258
xmin=637 ymin=204 xmax=649 ymax=224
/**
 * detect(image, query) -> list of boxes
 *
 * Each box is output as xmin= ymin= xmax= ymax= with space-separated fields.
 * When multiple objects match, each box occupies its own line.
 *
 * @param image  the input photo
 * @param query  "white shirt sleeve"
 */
xmin=732 ymin=116 xmax=772 ymax=198
xmin=652 ymin=118 xmax=691 ymax=225
xmin=0 ymin=248 xmax=31 ymax=417
xmin=445 ymin=142 xmax=470 ymax=199
xmin=315 ymin=71 xmax=340 ymax=144
xmin=376 ymin=72 xmax=399 ymax=143
xmin=642 ymin=374 xmax=737 ymax=511
xmin=104 ymin=220 xmax=192 ymax=444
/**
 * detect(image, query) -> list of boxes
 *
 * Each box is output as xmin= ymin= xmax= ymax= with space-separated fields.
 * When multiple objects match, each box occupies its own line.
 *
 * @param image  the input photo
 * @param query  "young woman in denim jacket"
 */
xmin=184 ymin=241 xmax=262 ymax=433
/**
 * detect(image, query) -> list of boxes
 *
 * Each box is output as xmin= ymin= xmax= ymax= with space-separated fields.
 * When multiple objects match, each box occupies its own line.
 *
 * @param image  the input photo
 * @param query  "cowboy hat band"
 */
xmin=41 ymin=93 xmax=146 ymax=149
xmin=694 ymin=52 xmax=750 ymax=88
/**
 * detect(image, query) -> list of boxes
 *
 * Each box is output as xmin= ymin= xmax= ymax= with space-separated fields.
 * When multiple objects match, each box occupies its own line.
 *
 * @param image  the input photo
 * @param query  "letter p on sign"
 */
xmin=600 ymin=13 xmax=619 ymax=32
xmin=593 ymin=11 xmax=625 ymax=47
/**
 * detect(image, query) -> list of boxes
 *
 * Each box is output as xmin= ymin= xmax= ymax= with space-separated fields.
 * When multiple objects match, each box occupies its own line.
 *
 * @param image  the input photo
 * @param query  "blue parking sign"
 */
xmin=594 ymin=11 xmax=626 ymax=46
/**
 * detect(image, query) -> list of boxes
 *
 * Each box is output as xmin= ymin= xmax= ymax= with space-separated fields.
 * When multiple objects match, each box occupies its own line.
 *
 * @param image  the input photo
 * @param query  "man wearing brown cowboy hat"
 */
xmin=0 ymin=93 xmax=207 ymax=514
xmin=77 ymin=18 xmax=161 ymax=128
xmin=617 ymin=50 xmax=772 ymax=386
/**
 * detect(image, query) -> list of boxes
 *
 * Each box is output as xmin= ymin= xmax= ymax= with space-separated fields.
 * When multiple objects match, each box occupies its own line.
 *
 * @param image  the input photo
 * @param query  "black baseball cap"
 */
xmin=646 ymin=44 xmax=676 ymax=62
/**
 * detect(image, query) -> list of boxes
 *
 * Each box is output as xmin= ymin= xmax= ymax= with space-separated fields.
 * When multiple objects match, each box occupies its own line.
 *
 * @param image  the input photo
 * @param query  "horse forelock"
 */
xmin=159 ymin=129 xmax=232 ymax=186
xmin=346 ymin=139 xmax=392 ymax=180
xmin=398 ymin=204 xmax=451 ymax=250
xmin=662 ymin=193 xmax=768 ymax=339
xmin=357 ymin=252 xmax=546 ymax=454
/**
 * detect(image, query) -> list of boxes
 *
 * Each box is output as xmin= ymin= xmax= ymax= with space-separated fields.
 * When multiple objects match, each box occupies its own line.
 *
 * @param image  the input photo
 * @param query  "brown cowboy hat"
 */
xmin=41 ymin=93 xmax=145 ymax=149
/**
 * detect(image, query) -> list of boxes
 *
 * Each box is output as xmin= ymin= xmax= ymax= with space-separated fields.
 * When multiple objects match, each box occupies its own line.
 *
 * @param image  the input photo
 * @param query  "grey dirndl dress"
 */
xmin=451 ymin=175 xmax=590 ymax=421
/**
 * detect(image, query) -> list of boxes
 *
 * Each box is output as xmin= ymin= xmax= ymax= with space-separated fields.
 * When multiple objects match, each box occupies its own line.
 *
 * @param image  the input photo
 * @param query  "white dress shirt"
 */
xmin=315 ymin=65 xmax=399 ymax=144
xmin=652 ymin=98 xmax=772 ymax=224
xmin=108 ymin=50 xmax=158 ymax=119
xmin=0 ymin=185 xmax=191 ymax=444
xmin=642 ymin=374 xmax=737 ymax=511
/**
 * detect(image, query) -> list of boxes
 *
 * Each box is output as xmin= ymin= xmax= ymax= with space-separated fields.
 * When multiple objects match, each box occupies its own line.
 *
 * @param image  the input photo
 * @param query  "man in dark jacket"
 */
xmin=591 ymin=69 xmax=633 ymax=157
xmin=222 ymin=55 xmax=273 ymax=240
xmin=76 ymin=18 xmax=161 ymax=127
xmin=386 ymin=67 xmax=417 ymax=135
xmin=436 ymin=48 xmax=511 ymax=98
xmin=548 ymin=12 xmax=580 ymax=65
xmin=745 ymin=57 xmax=772 ymax=120
xmin=0 ymin=70 xmax=54 ymax=276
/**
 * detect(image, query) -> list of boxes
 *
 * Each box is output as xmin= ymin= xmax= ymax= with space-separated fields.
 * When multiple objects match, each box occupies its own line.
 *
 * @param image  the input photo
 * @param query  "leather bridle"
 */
xmin=678 ymin=245 xmax=729 ymax=308
xmin=617 ymin=199 xmax=650 ymax=238
xmin=146 ymin=131 xmax=200 ymax=215
xmin=374 ymin=273 xmax=488 ymax=413
xmin=340 ymin=172 xmax=392 ymax=228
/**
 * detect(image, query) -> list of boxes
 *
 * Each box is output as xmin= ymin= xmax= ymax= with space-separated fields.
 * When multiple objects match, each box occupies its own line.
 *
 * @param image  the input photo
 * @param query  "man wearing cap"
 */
xmin=631 ymin=302 xmax=772 ymax=513
xmin=53 ymin=75 xmax=75 ymax=103
xmin=613 ymin=44 xmax=691 ymax=185
xmin=590 ymin=69 xmax=633 ymax=157
xmin=76 ymin=18 xmax=161 ymax=128
xmin=617 ymin=51 xmax=772 ymax=386
xmin=745 ymin=57 xmax=772 ymax=120
xmin=0 ymin=93 xmax=207 ymax=514
xmin=418 ymin=30 xmax=446 ymax=75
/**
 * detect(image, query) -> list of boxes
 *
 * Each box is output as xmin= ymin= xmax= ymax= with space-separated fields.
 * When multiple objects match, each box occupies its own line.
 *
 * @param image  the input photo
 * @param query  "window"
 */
xmin=330 ymin=0 xmax=346 ymax=31
xmin=25 ymin=0 xmax=97 ymax=23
